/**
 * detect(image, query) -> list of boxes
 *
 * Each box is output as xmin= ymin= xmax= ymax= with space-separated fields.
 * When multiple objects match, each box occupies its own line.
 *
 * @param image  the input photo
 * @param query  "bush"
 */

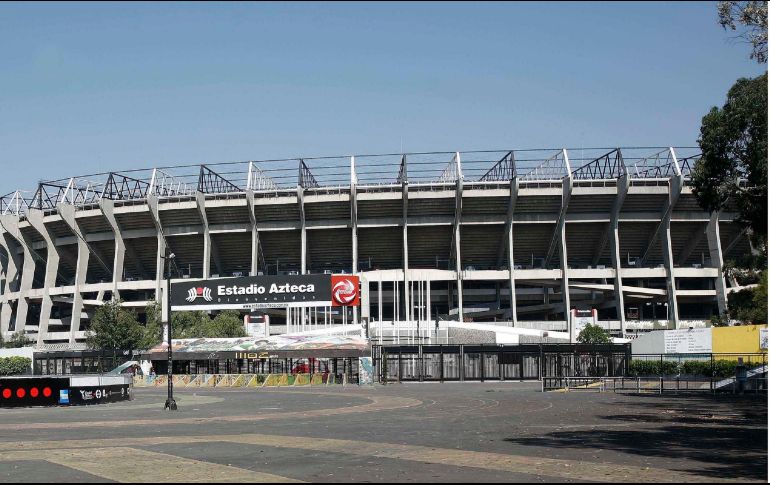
xmin=2 ymin=331 xmax=34 ymax=349
xmin=577 ymin=324 xmax=611 ymax=344
xmin=629 ymin=359 xmax=749 ymax=378
xmin=0 ymin=357 xmax=32 ymax=376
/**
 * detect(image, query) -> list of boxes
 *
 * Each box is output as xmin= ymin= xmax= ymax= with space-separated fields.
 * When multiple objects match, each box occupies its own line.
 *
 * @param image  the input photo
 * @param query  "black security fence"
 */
xmin=372 ymin=344 xmax=632 ymax=383
xmin=34 ymin=351 xmax=132 ymax=375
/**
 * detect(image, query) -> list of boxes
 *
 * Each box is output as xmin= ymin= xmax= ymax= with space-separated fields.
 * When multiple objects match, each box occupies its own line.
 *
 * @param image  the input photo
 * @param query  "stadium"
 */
xmin=0 ymin=147 xmax=754 ymax=350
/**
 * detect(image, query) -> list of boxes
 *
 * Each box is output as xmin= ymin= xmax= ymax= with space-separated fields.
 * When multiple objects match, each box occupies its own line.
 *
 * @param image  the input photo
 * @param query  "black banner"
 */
xmin=170 ymin=274 xmax=332 ymax=310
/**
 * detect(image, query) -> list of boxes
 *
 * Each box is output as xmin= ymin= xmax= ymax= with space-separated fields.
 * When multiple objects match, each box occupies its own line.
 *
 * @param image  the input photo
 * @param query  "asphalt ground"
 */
xmin=0 ymin=382 xmax=765 ymax=483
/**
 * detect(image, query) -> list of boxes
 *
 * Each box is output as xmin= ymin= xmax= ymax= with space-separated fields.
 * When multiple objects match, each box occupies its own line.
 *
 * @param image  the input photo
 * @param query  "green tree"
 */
xmin=206 ymin=311 xmax=247 ymax=338
xmin=0 ymin=357 xmax=32 ymax=376
xmin=577 ymin=324 xmax=611 ymax=345
xmin=692 ymin=73 xmax=768 ymax=249
xmin=168 ymin=310 xmax=247 ymax=338
xmin=171 ymin=310 xmax=211 ymax=338
xmin=718 ymin=1 xmax=768 ymax=63
xmin=86 ymin=299 xmax=144 ymax=353
xmin=3 ymin=331 xmax=34 ymax=349
xmin=692 ymin=72 xmax=767 ymax=326
xmin=139 ymin=300 xmax=164 ymax=349
xmin=727 ymin=269 xmax=768 ymax=325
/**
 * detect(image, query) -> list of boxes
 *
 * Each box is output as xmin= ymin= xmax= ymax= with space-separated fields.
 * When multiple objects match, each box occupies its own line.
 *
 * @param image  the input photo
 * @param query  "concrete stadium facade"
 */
xmin=0 ymin=148 xmax=754 ymax=349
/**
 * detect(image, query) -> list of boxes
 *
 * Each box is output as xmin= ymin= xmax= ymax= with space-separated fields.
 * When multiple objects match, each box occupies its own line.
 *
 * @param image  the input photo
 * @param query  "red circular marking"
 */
xmin=16 ymin=388 xmax=25 ymax=398
xmin=42 ymin=387 xmax=52 ymax=398
xmin=1 ymin=389 xmax=10 ymax=399
xmin=197 ymin=287 xmax=204 ymax=295
xmin=30 ymin=387 xmax=39 ymax=398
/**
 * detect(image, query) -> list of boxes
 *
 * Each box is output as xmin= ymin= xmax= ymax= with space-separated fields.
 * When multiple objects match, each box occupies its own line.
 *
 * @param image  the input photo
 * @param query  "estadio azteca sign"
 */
xmin=170 ymin=274 xmax=359 ymax=311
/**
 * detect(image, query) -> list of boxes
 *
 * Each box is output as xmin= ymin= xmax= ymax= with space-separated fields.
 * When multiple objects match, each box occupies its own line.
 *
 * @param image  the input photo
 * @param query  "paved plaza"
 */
xmin=0 ymin=383 xmax=765 ymax=482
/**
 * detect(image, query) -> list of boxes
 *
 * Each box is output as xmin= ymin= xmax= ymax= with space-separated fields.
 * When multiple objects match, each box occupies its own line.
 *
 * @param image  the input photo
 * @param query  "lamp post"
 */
xmin=162 ymin=249 xmax=177 ymax=411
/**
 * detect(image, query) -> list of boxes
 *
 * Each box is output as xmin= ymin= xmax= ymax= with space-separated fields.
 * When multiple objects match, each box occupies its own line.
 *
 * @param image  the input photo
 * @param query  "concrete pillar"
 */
xmin=26 ymin=209 xmax=61 ymax=345
xmin=298 ymin=187 xmax=307 ymax=274
xmin=453 ymin=178 xmax=463 ymax=322
xmin=147 ymin=195 xmax=165 ymax=300
xmin=401 ymin=182 xmax=410 ymax=324
xmin=661 ymin=217 xmax=680 ymax=328
xmin=0 ymin=234 xmax=19 ymax=336
xmin=707 ymin=212 xmax=728 ymax=316
xmin=350 ymin=157 xmax=359 ymax=324
xmin=195 ymin=193 xmax=212 ymax=278
xmin=639 ymin=148 xmax=683 ymax=328
xmin=351 ymin=156 xmax=358 ymax=274
xmin=0 ymin=216 xmax=34 ymax=336
xmin=507 ymin=222 xmax=517 ymax=326
xmin=560 ymin=222 xmax=573 ymax=342
xmin=246 ymin=190 xmax=260 ymax=276
xmin=504 ymin=177 xmax=519 ymax=325
xmin=609 ymin=174 xmax=629 ymax=334
xmin=69 ymin=238 xmax=90 ymax=343
xmin=99 ymin=199 xmax=125 ymax=297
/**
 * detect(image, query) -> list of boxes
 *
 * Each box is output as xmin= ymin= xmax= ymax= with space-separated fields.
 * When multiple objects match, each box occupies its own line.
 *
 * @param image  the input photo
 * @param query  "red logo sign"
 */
xmin=331 ymin=276 xmax=360 ymax=307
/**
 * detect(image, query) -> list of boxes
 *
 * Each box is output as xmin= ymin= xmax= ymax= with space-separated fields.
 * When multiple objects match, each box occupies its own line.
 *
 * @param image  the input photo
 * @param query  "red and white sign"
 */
xmin=331 ymin=275 xmax=360 ymax=307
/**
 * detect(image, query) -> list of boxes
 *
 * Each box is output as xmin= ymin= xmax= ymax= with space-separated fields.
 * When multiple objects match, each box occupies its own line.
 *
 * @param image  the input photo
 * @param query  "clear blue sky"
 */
xmin=0 ymin=1 xmax=765 ymax=192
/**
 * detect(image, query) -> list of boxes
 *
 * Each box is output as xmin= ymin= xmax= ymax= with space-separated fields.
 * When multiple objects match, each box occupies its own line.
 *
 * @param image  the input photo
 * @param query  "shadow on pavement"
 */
xmin=504 ymin=393 xmax=767 ymax=481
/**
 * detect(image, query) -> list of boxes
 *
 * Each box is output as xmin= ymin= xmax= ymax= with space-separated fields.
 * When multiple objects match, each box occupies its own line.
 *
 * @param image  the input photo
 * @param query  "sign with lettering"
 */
xmin=663 ymin=328 xmax=712 ymax=354
xmin=170 ymin=274 xmax=359 ymax=311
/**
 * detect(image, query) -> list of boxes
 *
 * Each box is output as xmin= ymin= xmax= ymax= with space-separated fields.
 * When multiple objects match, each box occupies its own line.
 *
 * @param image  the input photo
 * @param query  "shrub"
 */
xmin=629 ymin=359 xmax=750 ymax=378
xmin=577 ymin=324 xmax=611 ymax=344
xmin=0 ymin=357 xmax=32 ymax=376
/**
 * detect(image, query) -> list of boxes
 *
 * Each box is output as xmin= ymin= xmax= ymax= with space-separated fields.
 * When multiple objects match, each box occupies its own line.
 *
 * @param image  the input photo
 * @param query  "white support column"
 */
xmin=59 ymin=203 xmax=104 ymax=343
xmin=0 ymin=215 xmax=34 ymax=337
xmin=99 ymin=199 xmax=125 ymax=297
xmin=0 ymin=231 xmax=21 ymax=336
xmin=26 ymin=209 xmax=61 ymax=345
xmin=351 ymin=156 xmax=358 ymax=274
xmin=503 ymin=177 xmax=519 ymax=325
xmin=609 ymin=174 xmax=629 ymax=335
xmin=453 ymin=168 xmax=464 ymax=322
xmin=555 ymin=150 xmax=574 ymax=340
xmin=147 ymin=195 xmax=165 ymax=300
xmin=658 ymin=150 xmax=683 ymax=328
xmin=350 ymin=156 xmax=359 ymax=325
xmin=297 ymin=186 xmax=307 ymax=327
xmin=707 ymin=211 xmax=728 ymax=316
xmin=69 ymin=238 xmax=90 ymax=343
xmin=560 ymin=221 xmax=573 ymax=342
xmin=195 ymin=192 xmax=212 ymax=279
xmin=401 ymin=180 xmax=410 ymax=325
xmin=245 ymin=190 xmax=260 ymax=276
xmin=507 ymin=223 xmax=517 ymax=326
xmin=661 ymin=216 xmax=680 ymax=328
xmin=298 ymin=187 xmax=307 ymax=274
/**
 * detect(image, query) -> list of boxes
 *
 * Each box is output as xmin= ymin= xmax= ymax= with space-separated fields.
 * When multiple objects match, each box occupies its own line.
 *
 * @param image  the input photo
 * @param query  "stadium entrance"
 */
xmin=160 ymin=274 xmax=363 ymax=408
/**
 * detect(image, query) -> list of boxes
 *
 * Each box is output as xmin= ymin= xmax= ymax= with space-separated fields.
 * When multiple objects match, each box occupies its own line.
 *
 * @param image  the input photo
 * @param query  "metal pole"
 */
xmin=164 ymin=250 xmax=177 ymax=411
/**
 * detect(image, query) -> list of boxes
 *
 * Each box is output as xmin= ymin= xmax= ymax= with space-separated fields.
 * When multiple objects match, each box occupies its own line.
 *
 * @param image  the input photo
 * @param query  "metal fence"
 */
xmin=543 ymin=352 xmax=768 ymax=393
xmin=372 ymin=344 xmax=631 ymax=383
xmin=542 ymin=375 xmax=768 ymax=394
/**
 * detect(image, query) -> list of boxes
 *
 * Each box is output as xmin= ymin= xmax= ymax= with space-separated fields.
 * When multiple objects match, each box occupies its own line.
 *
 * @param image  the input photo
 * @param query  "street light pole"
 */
xmin=162 ymin=249 xmax=177 ymax=411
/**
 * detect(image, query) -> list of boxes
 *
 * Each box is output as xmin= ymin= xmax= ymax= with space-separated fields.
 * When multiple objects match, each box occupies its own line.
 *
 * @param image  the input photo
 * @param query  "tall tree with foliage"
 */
xmin=206 ymin=311 xmax=247 ymax=338
xmin=727 ymin=269 xmax=768 ymax=324
xmin=692 ymin=72 xmax=768 ymax=251
xmin=86 ymin=299 xmax=145 ymax=353
xmin=1 ymin=331 xmax=34 ymax=349
xmin=576 ymin=324 xmax=611 ymax=345
xmin=140 ymin=300 xmax=164 ymax=349
xmin=718 ymin=1 xmax=768 ymax=63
